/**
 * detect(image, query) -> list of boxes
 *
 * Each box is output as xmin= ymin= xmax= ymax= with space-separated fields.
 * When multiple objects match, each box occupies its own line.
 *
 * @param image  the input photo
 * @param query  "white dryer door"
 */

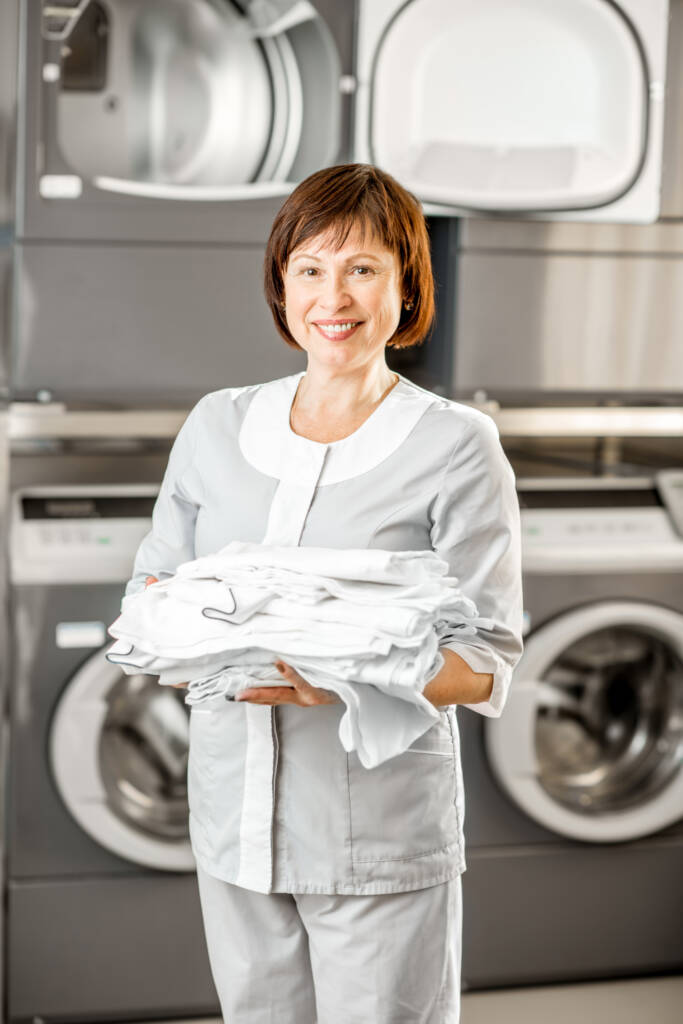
xmin=485 ymin=601 xmax=683 ymax=842
xmin=358 ymin=0 xmax=668 ymax=222
xmin=50 ymin=649 xmax=196 ymax=871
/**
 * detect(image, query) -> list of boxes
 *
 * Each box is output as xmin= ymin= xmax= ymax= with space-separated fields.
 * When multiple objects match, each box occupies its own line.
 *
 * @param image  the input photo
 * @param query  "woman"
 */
xmin=128 ymin=163 xmax=523 ymax=1023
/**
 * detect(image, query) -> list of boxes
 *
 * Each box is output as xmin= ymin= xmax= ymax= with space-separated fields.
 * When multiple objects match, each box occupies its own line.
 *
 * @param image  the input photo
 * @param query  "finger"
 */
xmin=275 ymin=660 xmax=311 ymax=690
xmin=235 ymin=687 xmax=298 ymax=704
xmin=145 ymin=575 xmax=159 ymax=588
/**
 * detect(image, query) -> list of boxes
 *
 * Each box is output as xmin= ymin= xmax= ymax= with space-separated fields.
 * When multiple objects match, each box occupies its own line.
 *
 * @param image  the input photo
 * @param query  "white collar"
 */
xmin=239 ymin=371 xmax=438 ymax=485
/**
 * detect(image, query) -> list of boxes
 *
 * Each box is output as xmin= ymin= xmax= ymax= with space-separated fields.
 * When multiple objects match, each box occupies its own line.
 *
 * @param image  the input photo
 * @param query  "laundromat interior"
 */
xmin=1 ymin=1 xmax=683 ymax=1022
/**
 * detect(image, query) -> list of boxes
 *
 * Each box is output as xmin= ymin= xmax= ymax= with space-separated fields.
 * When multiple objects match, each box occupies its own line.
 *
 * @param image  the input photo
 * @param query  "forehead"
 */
xmin=289 ymin=222 xmax=396 ymax=262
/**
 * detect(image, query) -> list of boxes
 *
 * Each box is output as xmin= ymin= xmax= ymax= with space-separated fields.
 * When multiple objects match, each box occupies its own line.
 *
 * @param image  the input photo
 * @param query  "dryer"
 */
xmin=5 ymin=482 xmax=220 ymax=1022
xmin=458 ymin=472 xmax=683 ymax=989
xmin=17 ymin=0 xmax=352 ymax=244
xmin=13 ymin=0 xmax=354 ymax=404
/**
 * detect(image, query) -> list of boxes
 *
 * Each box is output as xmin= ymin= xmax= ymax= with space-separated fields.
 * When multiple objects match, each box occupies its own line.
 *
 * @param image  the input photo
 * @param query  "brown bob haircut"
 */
xmin=264 ymin=163 xmax=435 ymax=350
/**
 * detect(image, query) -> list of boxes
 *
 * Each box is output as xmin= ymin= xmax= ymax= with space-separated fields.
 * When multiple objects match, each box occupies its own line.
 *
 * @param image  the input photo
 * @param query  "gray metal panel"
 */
xmin=12 ymin=242 xmax=304 ymax=405
xmin=0 ymin=244 xmax=11 ymax=398
xmin=461 ymin=839 xmax=683 ymax=989
xmin=0 ymin=409 xmax=9 ymax=1024
xmin=453 ymin=250 xmax=683 ymax=397
xmin=7 ymin=875 xmax=219 ymax=1021
xmin=0 ymin=0 xmax=18 ymax=228
xmin=660 ymin=0 xmax=683 ymax=217
xmin=459 ymin=216 xmax=683 ymax=254
xmin=7 ymin=584 xmax=152 ymax=877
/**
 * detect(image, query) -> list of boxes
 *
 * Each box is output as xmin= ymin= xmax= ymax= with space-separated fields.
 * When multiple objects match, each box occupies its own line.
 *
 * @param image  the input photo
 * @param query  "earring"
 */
xmin=404 ymin=300 xmax=414 ymax=311
xmin=280 ymin=301 xmax=286 ymax=311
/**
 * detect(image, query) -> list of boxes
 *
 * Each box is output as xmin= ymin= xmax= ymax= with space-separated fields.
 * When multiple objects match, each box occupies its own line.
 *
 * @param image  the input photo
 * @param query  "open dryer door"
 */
xmin=357 ymin=0 xmax=669 ymax=222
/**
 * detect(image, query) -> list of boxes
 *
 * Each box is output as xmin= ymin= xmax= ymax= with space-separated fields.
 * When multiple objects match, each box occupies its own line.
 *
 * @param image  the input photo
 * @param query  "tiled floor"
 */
xmin=146 ymin=975 xmax=683 ymax=1024
xmin=461 ymin=975 xmax=683 ymax=1024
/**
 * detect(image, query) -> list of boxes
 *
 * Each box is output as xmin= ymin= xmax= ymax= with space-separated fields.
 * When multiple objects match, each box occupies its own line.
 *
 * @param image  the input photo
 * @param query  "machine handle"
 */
xmin=92 ymin=176 xmax=296 ymax=201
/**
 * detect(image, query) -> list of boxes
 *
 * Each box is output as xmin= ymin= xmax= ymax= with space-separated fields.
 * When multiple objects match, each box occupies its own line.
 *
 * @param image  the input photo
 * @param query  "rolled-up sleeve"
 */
xmin=123 ymin=399 xmax=205 ymax=602
xmin=430 ymin=413 xmax=524 ymax=716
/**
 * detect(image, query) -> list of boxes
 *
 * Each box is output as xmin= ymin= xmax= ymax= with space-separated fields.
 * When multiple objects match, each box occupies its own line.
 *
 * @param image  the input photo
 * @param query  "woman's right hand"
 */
xmin=145 ymin=575 xmax=188 ymax=690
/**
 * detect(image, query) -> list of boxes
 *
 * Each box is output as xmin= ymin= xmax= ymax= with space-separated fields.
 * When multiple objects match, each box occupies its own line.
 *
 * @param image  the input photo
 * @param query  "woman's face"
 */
xmin=283 ymin=224 xmax=403 ymax=372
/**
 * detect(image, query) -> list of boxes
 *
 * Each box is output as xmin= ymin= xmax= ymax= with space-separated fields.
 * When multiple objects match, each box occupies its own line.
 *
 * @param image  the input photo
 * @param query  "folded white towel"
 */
xmin=108 ymin=542 xmax=480 ymax=767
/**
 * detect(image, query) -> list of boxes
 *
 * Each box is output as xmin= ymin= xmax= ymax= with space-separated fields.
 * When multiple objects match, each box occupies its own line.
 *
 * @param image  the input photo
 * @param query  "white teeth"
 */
xmin=317 ymin=322 xmax=359 ymax=333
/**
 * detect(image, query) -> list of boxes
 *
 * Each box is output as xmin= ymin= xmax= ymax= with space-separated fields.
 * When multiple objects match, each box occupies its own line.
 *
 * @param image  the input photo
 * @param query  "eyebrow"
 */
xmin=289 ymin=251 xmax=385 ymax=264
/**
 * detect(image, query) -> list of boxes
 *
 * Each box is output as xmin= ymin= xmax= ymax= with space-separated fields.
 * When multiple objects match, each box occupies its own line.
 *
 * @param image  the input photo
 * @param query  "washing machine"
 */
xmin=4 ymin=480 xmax=221 ymax=1022
xmin=458 ymin=471 xmax=683 ymax=990
xmin=356 ymin=0 xmax=671 ymax=223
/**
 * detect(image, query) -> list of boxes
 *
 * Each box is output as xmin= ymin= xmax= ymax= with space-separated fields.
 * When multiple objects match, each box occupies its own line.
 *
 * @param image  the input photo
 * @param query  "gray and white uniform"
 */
xmin=124 ymin=371 xmax=523 ymax=1021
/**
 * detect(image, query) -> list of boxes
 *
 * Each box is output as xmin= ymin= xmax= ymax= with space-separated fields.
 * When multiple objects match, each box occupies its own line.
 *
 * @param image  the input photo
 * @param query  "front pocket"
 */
xmin=347 ymin=711 xmax=460 ymax=864
xmin=187 ymin=706 xmax=220 ymax=837
xmin=187 ymin=701 xmax=249 ymax=875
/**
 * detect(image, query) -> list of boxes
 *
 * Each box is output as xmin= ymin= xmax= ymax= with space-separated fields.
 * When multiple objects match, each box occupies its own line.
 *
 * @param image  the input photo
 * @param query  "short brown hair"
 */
xmin=264 ymin=164 xmax=435 ymax=350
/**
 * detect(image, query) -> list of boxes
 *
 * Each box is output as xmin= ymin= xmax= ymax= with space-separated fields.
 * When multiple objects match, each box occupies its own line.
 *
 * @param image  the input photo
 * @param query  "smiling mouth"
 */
xmin=313 ymin=320 xmax=363 ymax=339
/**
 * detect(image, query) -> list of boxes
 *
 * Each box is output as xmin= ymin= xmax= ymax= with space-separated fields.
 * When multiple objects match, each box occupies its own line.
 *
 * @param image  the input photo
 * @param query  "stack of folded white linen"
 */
xmin=106 ymin=542 xmax=482 ymax=767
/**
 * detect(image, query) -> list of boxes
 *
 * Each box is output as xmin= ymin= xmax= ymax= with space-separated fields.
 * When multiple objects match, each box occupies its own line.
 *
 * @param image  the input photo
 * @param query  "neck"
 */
xmin=295 ymin=361 xmax=398 ymax=418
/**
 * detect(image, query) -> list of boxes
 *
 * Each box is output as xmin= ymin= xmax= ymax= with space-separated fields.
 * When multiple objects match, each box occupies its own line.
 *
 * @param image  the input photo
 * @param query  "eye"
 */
xmin=301 ymin=266 xmax=319 ymax=277
xmin=351 ymin=265 xmax=374 ymax=276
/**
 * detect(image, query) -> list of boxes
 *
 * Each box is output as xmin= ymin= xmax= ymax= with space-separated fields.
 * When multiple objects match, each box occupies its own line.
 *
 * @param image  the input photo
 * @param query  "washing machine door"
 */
xmin=357 ymin=0 xmax=669 ymax=222
xmin=485 ymin=601 xmax=683 ymax=842
xmin=26 ymin=0 xmax=343 ymax=228
xmin=50 ymin=648 xmax=196 ymax=871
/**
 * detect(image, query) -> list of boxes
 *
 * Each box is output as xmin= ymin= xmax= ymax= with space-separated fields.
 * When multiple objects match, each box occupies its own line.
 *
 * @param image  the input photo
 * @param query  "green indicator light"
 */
xmin=96 ymin=537 xmax=112 ymax=545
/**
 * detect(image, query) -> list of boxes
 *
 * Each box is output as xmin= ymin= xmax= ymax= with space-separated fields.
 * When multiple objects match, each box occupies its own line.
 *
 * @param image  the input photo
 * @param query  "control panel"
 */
xmin=10 ymin=485 xmax=158 ymax=584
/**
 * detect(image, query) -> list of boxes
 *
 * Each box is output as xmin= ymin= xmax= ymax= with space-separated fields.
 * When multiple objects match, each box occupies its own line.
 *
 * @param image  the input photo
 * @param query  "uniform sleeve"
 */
xmin=430 ymin=414 xmax=524 ymax=716
xmin=123 ymin=398 xmax=205 ymax=603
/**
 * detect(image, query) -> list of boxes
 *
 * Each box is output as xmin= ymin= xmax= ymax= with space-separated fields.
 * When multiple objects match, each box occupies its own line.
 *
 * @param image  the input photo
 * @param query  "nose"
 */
xmin=319 ymin=269 xmax=352 ymax=312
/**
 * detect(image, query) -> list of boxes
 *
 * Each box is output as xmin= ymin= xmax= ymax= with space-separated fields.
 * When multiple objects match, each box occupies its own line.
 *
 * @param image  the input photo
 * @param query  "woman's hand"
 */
xmin=145 ymin=575 xmax=188 ymax=690
xmin=235 ymin=660 xmax=340 ymax=707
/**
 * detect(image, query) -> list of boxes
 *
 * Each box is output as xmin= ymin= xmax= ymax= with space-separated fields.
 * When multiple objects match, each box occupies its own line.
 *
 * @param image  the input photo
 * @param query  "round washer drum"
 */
xmin=485 ymin=600 xmax=683 ymax=843
xmin=50 ymin=649 xmax=196 ymax=871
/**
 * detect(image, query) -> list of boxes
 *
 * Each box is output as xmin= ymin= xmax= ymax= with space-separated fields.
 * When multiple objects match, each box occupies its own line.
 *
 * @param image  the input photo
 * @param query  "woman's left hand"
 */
xmin=235 ymin=660 xmax=341 ymax=707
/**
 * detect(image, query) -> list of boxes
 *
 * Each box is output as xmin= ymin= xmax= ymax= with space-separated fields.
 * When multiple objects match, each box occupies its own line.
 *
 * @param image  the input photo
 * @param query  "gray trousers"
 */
xmin=196 ymin=864 xmax=462 ymax=1024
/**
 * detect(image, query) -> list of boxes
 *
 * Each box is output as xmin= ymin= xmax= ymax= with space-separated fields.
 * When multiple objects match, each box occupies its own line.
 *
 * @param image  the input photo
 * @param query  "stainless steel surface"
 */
xmin=459 ymin=216 xmax=683 ymax=254
xmin=660 ymin=0 xmax=683 ymax=217
xmin=454 ymin=248 xmax=683 ymax=395
xmin=492 ymin=406 xmax=683 ymax=437
xmin=0 ymin=0 xmax=19 ymax=227
xmin=9 ymin=405 xmax=187 ymax=439
xmin=8 ymin=403 xmax=683 ymax=442
xmin=56 ymin=0 xmax=275 ymax=188
xmin=11 ymin=241 xmax=305 ymax=405
xmin=1 ymin=245 xmax=10 ymax=399
xmin=100 ymin=675 xmax=189 ymax=840
xmin=0 ymin=408 xmax=9 ymax=1024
